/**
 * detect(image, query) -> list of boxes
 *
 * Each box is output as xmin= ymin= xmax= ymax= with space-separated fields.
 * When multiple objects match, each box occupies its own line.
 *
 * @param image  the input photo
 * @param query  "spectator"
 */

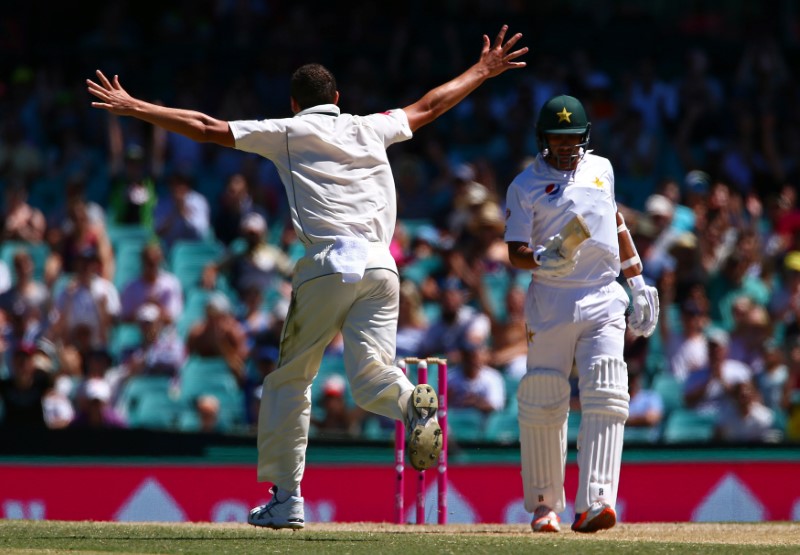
xmin=714 ymin=380 xmax=778 ymax=442
xmin=310 ymin=374 xmax=361 ymax=437
xmin=447 ymin=335 xmax=506 ymax=415
xmin=684 ymin=328 xmax=753 ymax=415
xmin=419 ymin=277 xmax=491 ymax=365
xmin=53 ymin=198 xmax=115 ymax=281
xmin=0 ymin=344 xmax=51 ymax=429
xmin=107 ymin=128 xmax=159 ymax=229
xmin=755 ymin=338 xmax=788 ymax=413
xmin=490 ymin=284 xmax=528 ymax=378
xmin=0 ymin=249 xmax=50 ymax=325
xmin=202 ymin=212 xmax=292 ymax=300
xmin=186 ymin=292 xmax=248 ymax=385
xmin=626 ymin=369 xmax=664 ymax=430
xmin=52 ymin=247 xmax=121 ymax=352
xmin=245 ymin=344 xmax=279 ymax=427
xmin=117 ymin=302 xmax=186 ymax=380
xmin=238 ymin=285 xmax=272 ymax=353
xmin=727 ymin=298 xmax=770 ymax=374
xmin=706 ymin=250 xmax=771 ymax=331
xmin=194 ymin=394 xmax=222 ymax=433
xmin=1 ymin=182 xmax=46 ymax=243
xmin=395 ymin=280 xmax=428 ymax=360
xmin=119 ymin=242 xmax=183 ymax=325
xmin=154 ymin=170 xmax=210 ymax=250
xmin=213 ymin=172 xmax=259 ymax=246
xmin=70 ymin=377 xmax=126 ymax=429
xmin=665 ymin=299 xmax=710 ymax=383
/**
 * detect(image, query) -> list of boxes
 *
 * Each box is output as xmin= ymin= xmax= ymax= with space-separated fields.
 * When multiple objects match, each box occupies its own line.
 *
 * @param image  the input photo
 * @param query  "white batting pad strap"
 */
xmin=575 ymin=358 xmax=628 ymax=513
xmin=517 ymin=370 xmax=571 ymax=513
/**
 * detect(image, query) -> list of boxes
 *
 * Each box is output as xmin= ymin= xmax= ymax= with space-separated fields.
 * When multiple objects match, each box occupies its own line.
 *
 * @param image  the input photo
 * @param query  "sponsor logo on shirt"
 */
xmin=545 ymin=183 xmax=561 ymax=201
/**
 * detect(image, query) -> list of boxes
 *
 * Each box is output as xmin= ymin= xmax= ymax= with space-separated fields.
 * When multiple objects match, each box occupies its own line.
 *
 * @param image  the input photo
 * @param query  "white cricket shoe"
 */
xmin=531 ymin=505 xmax=561 ymax=533
xmin=406 ymin=383 xmax=443 ymax=471
xmin=248 ymin=486 xmax=305 ymax=529
xmin=571 ymin=502 xmax=616 ymax=533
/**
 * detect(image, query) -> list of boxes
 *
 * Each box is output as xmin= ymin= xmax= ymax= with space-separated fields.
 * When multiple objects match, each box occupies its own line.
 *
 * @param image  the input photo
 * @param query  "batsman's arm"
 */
xmin=617 ymin=211 xmax=643 ymax=279
xmin=507 ymin=241 xmax=538 ymax=270
xmin=87 ymin=70 xmax=234 ymax=147
xmin=402 ymin=25 xmax=527 ymax=132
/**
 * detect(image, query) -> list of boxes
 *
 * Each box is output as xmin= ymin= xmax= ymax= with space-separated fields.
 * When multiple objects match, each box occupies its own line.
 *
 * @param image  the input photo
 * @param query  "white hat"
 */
xmin=84 ymin=378 xmax=111 ymax=403
xmin=645 ymin=194 xmax=674 ymax=218
xmin=241 ymin=212 xmax=267 ymax=233
xmin=206 ymin=292 xmax=231 ymax=314
xmin=136 ymin=303 xmax=161 ymax=323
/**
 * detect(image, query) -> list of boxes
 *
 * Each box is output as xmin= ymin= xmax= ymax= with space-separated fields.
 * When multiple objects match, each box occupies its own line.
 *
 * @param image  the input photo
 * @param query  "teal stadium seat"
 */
xmin=662 ymin=408 xmax=716 ymax=443
xmin=116 ymin=375 xmax=180 ymax=430
xmin=446 ymin=407 xmax=486 ymax=442
xmin=0 ymin=241 xmax=50 ymax=282
xmin=568 ymin=410 xmax=582 ymax=443
xmin=484 ymin=408 xmax=519 ymax=444
xmin=114 ymin=242 xmax=145 ymax=290
xmin=179 ymin=356 xmax=244 ymax=430
xmin=651 ymin=371 xmax=684 ymax=415
xmin=106 ymin=224 xmax=154 ymax=252
xmin=109 ymin=323 xmax=142 ymax=360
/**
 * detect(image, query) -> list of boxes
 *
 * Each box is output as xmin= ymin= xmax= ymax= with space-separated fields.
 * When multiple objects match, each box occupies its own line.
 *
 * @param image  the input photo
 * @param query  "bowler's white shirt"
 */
xmin=505 ymin=153 xmax=620 ymax=287
xmin=229 ymin=105 xmax=412 ymax=246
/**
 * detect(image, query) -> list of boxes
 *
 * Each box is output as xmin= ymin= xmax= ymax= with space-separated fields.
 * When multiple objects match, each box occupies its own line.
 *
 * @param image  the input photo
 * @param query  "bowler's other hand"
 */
xmin=86 ymin=70 xmax=137 ymax=115
xmin=477 ymin=25 xmax=528 ymax=78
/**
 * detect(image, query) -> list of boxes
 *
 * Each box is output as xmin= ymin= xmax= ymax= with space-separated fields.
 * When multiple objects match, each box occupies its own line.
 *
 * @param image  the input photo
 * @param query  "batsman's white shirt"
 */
xmin=505 ymin=152 xmax=620 ymax=287
xmin=229 ymin=105 xmax=416 ymax=489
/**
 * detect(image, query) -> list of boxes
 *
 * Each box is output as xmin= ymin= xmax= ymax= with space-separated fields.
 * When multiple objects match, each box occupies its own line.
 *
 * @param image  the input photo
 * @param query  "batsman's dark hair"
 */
xmin=290 ymin=63 xmax=337 ymax=110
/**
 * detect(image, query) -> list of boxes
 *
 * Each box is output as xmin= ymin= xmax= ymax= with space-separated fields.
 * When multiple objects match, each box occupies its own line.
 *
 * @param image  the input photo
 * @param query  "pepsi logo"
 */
xmin=545 ymin=183 xmax=561 ymax=195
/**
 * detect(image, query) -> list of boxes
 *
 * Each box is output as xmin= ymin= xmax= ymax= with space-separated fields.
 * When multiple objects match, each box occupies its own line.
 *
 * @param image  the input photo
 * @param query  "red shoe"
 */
xmin=531 ymin=505 xmax=561 ymax=533
xmin=571 ymin=503 xmax=616 ymax=533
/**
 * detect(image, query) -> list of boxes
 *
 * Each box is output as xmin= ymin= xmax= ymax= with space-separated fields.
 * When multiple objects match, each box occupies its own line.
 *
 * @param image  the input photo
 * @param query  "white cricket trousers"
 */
xmin=256 ymin=267 xmax=414 ymax=490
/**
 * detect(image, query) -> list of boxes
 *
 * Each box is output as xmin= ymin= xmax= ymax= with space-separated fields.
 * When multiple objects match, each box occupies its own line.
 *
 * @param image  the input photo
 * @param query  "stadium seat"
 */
xmin=650 ymin=371 xmax=684 ymax=414
xmin=116 ymin=375 xmax=179 ymax=430
xmin=662 ymin=409 xmax=716 ymax=443
xmin=168 ymin=239 xmax=224 ymax=272
xmin=624 ymin=425 xmax=660 ymax=444
xmin=179 ymin=357 xmax=245 ymax=430
xmin=446 ymin=407 xmax=486 ymax=442
xmin=126 ymin=393 xmax=183 ymax=430
xmin=484 ymin=408 xmax=519 ymax=444
xmin=114 ymin=242 xmax=145 ymax=289
xmin=109 ymin=323 xmax=142 ymax=360
xmin=567 ymin=410 xmax=582 ymax=443
xmin=106 ymin=225 xmax=154 ymax=251
xmin=0 ymin=241 xmax=50 ymax=282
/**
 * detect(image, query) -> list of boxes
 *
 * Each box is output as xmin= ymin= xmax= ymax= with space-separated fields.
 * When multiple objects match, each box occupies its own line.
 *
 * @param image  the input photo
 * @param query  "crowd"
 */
xmin=1 ymin=2 xmax=799 ymax=444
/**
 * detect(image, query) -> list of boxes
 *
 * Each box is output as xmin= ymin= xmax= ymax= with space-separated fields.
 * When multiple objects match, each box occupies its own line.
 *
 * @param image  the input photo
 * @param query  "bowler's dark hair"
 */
xmin=290 ymin=63 xmax=337 ymax=110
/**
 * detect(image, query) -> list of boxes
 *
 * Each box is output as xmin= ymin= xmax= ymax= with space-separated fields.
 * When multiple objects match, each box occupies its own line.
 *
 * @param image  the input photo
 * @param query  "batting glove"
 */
xmin=627 ymin=275 xmax=659 ymax=337
xmin=533 ymin=234 xmax=577 ymax=278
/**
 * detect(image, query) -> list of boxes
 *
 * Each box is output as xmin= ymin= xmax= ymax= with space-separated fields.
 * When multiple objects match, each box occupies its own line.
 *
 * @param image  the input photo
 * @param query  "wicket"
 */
xmin=395 ymin=357 xmax=448 ymax=525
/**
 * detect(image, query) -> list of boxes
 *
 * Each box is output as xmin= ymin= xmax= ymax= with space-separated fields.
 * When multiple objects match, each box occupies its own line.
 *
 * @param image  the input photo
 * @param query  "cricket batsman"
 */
xmin=504 ymin=94 xmax=659 ymax=533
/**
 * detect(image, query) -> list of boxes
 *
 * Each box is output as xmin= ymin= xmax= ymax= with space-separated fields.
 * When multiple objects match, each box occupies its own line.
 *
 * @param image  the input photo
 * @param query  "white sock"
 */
xmin=276 ymin=486 xmax=300 ymax=501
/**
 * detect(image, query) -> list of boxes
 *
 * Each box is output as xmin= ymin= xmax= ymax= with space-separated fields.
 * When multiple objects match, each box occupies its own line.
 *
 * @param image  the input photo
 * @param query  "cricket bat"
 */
xmin=557 ymin=214 xmax=591 ymax=259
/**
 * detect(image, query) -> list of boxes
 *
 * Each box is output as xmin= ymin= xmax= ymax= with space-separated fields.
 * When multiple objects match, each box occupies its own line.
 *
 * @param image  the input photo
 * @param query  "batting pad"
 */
xmin=576 ymin=357 xmax=629 ymax=513
xmin=517 ymin=369 xmax=571 ymax=513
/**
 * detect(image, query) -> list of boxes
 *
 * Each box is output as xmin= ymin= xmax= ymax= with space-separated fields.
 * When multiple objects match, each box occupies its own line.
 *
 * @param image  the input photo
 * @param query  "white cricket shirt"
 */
xmin=229 ymin=104 xmax=413 ymax=247
xmin=504 ymin=152 xmax=620 ymax=286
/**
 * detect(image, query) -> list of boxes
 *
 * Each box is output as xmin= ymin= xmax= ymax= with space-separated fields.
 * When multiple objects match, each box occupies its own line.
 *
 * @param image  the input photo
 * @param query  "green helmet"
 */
xmin=536 ymin=94 xmax=592 ymax=159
